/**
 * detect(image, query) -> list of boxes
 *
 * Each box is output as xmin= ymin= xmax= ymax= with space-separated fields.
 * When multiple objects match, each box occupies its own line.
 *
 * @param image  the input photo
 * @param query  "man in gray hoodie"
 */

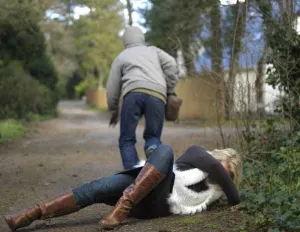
xmin=106 ymin=26 xmax=179 ymax=169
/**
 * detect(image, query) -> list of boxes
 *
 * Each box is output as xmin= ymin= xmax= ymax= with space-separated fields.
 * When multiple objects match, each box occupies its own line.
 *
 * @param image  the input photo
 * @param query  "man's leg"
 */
xmin=119 ymin=92 xmax=143 ymax=169
xmin=143 ymin=95 xmax=165 ymax=158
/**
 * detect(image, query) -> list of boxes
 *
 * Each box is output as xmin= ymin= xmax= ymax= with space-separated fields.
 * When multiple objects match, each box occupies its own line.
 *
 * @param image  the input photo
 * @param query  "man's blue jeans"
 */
xmin=72 ymin=144 xmax=174 ymax=208
xmin=119 ymin=92 xmax=165 ymax=169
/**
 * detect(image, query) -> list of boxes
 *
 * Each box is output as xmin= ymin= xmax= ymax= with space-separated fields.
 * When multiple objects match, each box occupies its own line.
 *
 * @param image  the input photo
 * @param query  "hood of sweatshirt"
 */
xmin=122 ymin=26 xmax=145 ymax=48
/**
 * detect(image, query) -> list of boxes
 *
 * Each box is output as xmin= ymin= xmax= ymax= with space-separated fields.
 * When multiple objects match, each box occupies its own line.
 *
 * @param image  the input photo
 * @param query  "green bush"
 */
xmin=0 ymin=119 xmax=26 ymax=143
xmin=0 ymin=7 xmax=58 ymax=91
xmin=75 ymin=78 xmax=98 ymax=98
xmin=0 ymin=63 xmax=57 ymax=119
xmin=240 ymin=120 xmax=300 ymax=231
xmin=27 ymin=54 xmax=58 ymax=91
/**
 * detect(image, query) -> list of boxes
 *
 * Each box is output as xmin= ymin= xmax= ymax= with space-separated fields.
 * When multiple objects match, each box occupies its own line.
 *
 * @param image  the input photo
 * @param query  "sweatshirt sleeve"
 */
xmin=176 ymin=145 xmax=240 ymax=206
xmin=106 ymin=58 xmax=122 ymax=112
xmin=156 ymin=48 xmax=179 ymax=94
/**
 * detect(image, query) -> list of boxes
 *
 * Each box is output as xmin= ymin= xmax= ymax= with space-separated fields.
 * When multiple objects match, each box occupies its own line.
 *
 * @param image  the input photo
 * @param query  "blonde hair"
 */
xmin=209 ymin=148 xmax=243 ymax=188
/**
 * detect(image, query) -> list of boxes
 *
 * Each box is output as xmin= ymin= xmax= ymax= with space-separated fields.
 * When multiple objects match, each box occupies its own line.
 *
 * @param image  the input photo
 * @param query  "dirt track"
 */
xmin=0 ymin=101 xmax=248 ymax=232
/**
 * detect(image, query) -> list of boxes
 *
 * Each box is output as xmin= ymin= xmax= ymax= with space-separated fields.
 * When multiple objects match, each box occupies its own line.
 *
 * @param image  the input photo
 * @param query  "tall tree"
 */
xmin=144 ymin=0 xmax=204 ymax=76
xmin=210 ymin=0 xmax=223 ymax=77
xmin=41 ymin=20 xmax=77 ymax=94
xmin=72 ymin=0 xmax=124 ymax=89
xmin=257 ymin=0 xmax=300 ymax=129
xmin=126 ymin=0 xmax=133 ymax=26
xmin=255 ymin=34 xmax=268 ymax=118
xmin=226 ymin=0 xmax=249 ymax=119
xmin=209 ymin=0 xmax=226 ymax=119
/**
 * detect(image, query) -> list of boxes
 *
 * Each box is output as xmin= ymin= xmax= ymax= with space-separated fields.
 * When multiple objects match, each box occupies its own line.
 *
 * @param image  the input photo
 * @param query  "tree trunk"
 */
xmin=126 ymin=0 xmax=133 ymax=26
xmin=97 ymin=68 xmax=103 ymax=90
xmin=277 ymin=0 xmax=294 ymax=33
xmin=255 ymin=41 xmax=268 ymax=118
xmin=210 ymin=0 xmax=225 ymax=119
xmin=226 ymin=0 xmax=248 ymax=119
xmin=181 ymin=37 xmax=195 ymax=77
xmin=211 ymin=1 xmax=223 ymax=76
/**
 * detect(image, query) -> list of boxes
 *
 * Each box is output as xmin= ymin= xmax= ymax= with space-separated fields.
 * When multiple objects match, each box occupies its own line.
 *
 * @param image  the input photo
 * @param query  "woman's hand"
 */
xmin=230 ymin=204 xmax=240 ymax=212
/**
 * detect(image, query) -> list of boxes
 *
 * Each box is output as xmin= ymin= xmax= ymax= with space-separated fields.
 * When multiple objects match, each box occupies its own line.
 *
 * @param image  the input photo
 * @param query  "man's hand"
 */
xmin=109 ymin=110 xmax=119 ymax=127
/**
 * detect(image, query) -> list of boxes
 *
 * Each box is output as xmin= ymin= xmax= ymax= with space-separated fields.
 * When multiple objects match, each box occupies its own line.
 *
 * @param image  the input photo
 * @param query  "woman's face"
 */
xmin=220 ymin=160 xmax=234 ymax=179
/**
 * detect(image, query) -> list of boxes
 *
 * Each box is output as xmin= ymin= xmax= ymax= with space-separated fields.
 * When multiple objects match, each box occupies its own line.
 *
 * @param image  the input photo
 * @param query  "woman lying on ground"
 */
xmin=4 ymin=144 xmax=242 ymax=231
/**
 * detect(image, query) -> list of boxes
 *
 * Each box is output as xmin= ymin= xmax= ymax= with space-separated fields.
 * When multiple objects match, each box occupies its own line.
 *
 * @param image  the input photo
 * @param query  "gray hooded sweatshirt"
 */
xmin=106 ymin=26 xmax=179 ymax=112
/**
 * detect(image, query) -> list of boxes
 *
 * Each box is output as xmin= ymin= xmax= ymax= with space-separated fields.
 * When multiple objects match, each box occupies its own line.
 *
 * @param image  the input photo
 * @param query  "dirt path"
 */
xmin=0 ymin=101 xmax=247 ymax=232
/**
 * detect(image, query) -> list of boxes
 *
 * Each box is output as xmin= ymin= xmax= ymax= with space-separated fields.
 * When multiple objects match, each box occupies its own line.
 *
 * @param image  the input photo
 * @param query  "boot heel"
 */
xmin=4 ymin=205 xmax=41 ymax=231
xmin=4 ymin=192 xmax=79 ymax=231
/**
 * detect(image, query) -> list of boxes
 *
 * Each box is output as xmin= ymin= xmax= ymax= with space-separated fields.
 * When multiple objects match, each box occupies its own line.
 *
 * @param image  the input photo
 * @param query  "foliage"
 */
xmin=75 ymin=78 xmax=98 ymax=98
xmin=0 ymin=1 xmax=58 ymax=91
xmin=0 ymin=1 xmax=59 ymax=120
xmin=240 ymin=120 xmax=300 ymax=231
xmin=254 ymin=0 xmax=300 ymax=130
xmin=142 ymin=0 xmax=179 ymax=57
xmin=0 ymin=119 xmax=27 ymax=144
xmin=143 ymin=0 xmax=206 ymax=75
xmin=72 ymin=0 xmax=124 ymax=87
xmin=238 ymin=8 xmax=300 ymax=230
xmin=0 ymin=63 xmax=57 ymax=120
xmin=0 ymin=0 xmax=124 ymax=121
xmin=65 ymin=71 xmax=84 ymax=99
xmin=265 ymin=26 xmax=300 ymax=129
xmin=41 ymin=19 xmax=78 ymax=97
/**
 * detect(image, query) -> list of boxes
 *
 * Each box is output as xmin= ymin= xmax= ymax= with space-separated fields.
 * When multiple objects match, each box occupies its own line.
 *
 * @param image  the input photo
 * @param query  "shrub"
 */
xmin=75 ymin=78 xmax=98 ymax=98
xmin=0 ymin=7 xmax=58 ymax=91
xmin=240 ymin=120 xmax=300 ymax=231
xmin=0 ymin=63 xmax=57 ymax=119
xmin=0 ymin=119 xmax=26 ymax=143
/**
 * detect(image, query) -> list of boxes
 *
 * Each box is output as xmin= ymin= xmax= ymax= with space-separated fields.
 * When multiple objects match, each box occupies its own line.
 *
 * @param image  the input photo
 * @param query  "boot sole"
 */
xmin=100 ymin=221 xmax=122 ymax=230
xmin=3 ymin=216 xmax=17 ymax=231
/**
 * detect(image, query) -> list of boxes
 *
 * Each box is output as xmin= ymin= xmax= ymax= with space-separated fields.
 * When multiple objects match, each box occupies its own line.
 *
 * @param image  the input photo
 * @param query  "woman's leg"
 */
xmin=4 ymin=174 xmax=135 ymax=231
xmin=101 ymin=144 xmax=174 ymax=229
xmin=147 ymin=144 xmax=174 ymax=173
xmin=72 ymin=174 xmax=135 ymax=208
xmin=131 ymin=146 xmax=175 ymax=218
xmin=4 ymin=191 xmax=79 ymax=231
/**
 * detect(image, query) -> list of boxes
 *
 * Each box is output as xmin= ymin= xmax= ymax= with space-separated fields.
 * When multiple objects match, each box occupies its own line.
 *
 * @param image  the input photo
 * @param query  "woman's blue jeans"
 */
xmin=72 ymin=145 xmax=174 ymax=208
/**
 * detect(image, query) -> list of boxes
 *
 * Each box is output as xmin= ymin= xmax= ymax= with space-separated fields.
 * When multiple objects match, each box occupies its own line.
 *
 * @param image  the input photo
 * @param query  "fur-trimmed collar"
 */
xmin=132 ymin=160 xmax=223 ymax=215
xmin=167 ymin=164 xmax=223 ymax=215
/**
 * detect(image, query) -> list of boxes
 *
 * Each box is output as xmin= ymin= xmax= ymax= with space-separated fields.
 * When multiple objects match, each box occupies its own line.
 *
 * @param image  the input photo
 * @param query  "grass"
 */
xmin=26 ymin=112 xmax=56 ymax=122
xmin=165 ymin=118 xmax=292 ymax=129
xmin=173 ymin=215 xmax=204 ymax=226
xmin=0 ymin=119 xmax=27 ymax=143
xmin=88 ymin=104 xmax=108 ymax=112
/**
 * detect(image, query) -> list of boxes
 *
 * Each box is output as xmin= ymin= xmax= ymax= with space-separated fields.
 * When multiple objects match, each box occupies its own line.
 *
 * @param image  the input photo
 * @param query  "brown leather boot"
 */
xmin=100 ymin=163 xmax=165 ymax=229
xmin=4 ymin=191 xmax=80 ymax=231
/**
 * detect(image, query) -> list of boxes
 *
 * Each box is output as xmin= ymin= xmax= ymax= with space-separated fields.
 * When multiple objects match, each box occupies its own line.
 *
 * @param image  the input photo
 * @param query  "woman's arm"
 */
xmin=175 ymin=145 xmax=240 ymax=206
